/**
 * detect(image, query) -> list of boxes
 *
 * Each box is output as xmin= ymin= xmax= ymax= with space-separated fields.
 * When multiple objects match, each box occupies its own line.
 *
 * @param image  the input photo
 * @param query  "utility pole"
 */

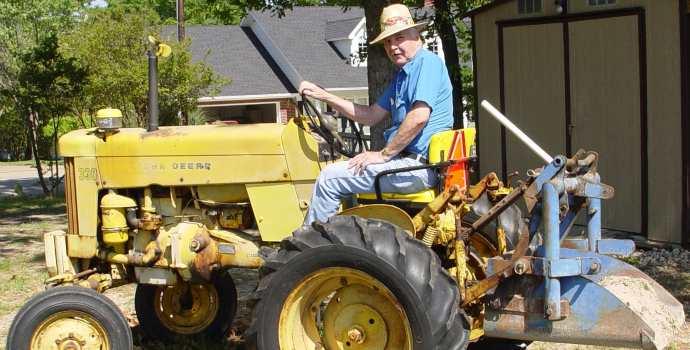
xmin=176 ymin=0 xmax=189 ymax=125
xmin=176 ymin=0 xmax=185 ymax=42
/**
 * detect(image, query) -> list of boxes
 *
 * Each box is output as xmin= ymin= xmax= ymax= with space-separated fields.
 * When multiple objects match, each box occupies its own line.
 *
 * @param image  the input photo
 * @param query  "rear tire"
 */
xmin=247 ymin=215 xmax=470 ymax=350
xmin=135 ymin=271 xmax=237 ymax=342
xmin=7 ymin=286 xmax=133 ymax=350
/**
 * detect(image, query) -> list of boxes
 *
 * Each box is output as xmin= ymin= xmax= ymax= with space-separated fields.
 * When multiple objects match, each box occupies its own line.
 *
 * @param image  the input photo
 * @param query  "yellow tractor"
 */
xmin=7 ymin=43 xmax=684 ymax=350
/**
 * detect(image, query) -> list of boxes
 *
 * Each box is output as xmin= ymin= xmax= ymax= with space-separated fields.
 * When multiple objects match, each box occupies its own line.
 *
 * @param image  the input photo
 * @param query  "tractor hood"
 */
xmin=59 ymin=123 xmax=287 ymax=157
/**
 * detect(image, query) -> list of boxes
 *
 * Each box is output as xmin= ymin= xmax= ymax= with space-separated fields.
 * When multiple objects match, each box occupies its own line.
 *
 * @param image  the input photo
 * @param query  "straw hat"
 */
xmin=369 ymin=4 xmax=427 ymax=45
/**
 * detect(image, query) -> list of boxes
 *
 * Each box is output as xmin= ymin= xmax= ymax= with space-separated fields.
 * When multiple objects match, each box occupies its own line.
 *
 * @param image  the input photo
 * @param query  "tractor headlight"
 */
xmin=96 ymin=108 xmax=123 ymax=130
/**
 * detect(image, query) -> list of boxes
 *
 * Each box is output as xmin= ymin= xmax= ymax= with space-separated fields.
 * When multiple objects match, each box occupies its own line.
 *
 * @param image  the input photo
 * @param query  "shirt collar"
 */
xmin=401 ymin=48 xmax=426 ymax=74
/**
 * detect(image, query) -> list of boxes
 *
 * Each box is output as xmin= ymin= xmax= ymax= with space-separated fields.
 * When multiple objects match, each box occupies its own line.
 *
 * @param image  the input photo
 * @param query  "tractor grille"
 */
xmin=64 ymin=157 xmax=79 ymax=235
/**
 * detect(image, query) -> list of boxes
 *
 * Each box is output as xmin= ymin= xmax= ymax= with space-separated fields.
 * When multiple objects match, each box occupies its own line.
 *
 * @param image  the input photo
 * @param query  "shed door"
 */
xmin=569 ymin=16 xmax=642 ymax=232
xmin=503 ymin=24 xmax=567 ymax=175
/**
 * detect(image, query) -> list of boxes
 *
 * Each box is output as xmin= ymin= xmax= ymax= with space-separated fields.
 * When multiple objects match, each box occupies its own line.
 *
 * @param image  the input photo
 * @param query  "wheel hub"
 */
xmin=347 ymin=326 xmax=366 ymax=344
xmin=324 ymin=287 xmax=390 ymax=350
xmin=155 ymin=282 xmax=219 ymax=334
xmin=31 ymin=311 xmax=108 ymax=350
xmin=278 ymin=267 xmax=413 ymax=350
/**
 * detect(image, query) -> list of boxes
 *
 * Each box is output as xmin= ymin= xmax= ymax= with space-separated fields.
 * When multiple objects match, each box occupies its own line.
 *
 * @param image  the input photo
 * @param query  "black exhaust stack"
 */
xmin=147 ymin=50 xmax=159 ymax=132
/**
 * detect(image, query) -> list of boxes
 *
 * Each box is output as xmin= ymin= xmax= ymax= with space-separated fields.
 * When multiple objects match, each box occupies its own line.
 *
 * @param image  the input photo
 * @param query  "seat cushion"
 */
xmin=357 ymin=188 xmax=437 ymax=203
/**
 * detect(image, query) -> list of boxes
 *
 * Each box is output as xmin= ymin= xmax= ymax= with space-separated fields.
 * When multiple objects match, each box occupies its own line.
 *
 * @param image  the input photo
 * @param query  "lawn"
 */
xmin=0 ymin=159 xmax=63 ymax=167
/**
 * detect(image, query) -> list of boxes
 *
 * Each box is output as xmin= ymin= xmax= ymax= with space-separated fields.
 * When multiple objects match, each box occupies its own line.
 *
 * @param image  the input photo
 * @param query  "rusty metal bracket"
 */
xmin=489 ymin=256 xmax=602 ymax=278
xmin=462 ymin=222 xmax=531 ymax=306
xmin=487 ymin=294 xmax=571 ymax=319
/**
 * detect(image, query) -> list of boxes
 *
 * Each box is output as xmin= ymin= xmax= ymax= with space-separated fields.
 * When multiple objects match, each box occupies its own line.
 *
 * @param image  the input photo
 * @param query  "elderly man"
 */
xmin=300 ymin=4 xmax=453 ymax=224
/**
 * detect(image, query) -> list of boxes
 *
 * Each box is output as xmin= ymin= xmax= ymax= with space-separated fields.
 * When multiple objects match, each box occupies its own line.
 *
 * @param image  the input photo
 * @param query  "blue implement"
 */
xmin=484 ymin=250 xmax=685 ymax=350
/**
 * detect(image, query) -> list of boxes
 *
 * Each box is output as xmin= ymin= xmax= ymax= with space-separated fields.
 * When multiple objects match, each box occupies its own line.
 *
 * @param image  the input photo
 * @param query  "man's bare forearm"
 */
xmin=322 ymin=94 xmax=385 ymax=126
xmin=381 ymin=104 xmax=430 ymax=157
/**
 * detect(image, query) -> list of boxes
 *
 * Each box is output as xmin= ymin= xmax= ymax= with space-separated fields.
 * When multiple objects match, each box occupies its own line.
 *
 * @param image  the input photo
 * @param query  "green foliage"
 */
xmin=454 ymin=0 xmax=491 ymax=121
xmin=15 ymin=34 xmax=88 ymax=115
xmin=158 ymin=40 xmax=226 ymax=126
xmin=0 ymin=106 xmax=27 ymax=159
xmin=60 ymin=6 xmax=155 ymax=127
xmin=61 ymin=6 xmax=226 ymax=127
xmin=108 ymin=0 xmax=325 ymax=26
xmin=0 ymin=0 xmax=86 ymax=161
xmin=0 ymin=0 xmax=85 ymax=90
xmin=13 ymin=33 xmax=88 ymax=161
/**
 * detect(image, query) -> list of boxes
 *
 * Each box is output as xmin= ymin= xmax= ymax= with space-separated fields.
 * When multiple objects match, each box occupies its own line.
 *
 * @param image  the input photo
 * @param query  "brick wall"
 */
xmin=279 ymin=98 xmax=298 ymax=123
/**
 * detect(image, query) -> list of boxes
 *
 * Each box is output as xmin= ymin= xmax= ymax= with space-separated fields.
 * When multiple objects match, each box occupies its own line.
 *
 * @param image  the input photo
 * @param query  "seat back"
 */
xmin=428 ymin=128 xmax=476 ymax=191
xmin=356 ymin=128 xmax=476 ymax=204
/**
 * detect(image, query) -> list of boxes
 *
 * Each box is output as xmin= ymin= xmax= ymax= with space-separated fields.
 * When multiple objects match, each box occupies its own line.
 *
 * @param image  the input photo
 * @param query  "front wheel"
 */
xmin=7 ymin=286 xmax=133 ymax=350
xmin=247 ymin=216 xmax=469 ymax=350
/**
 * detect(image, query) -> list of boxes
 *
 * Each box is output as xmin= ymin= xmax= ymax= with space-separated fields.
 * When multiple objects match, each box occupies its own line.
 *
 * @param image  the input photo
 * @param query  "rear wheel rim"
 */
xmin=279 ymin=267 xmax=413 ymax=350
xmin=154 ymin=282 xmax=219 ymax=334
xmin=31 ymin=310 xmax=110 ymax=350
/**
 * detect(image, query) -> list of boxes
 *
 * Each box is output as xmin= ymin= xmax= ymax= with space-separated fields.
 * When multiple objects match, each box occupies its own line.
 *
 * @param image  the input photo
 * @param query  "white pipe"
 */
xmin=481 ymin=100 xmax=554 ymax=164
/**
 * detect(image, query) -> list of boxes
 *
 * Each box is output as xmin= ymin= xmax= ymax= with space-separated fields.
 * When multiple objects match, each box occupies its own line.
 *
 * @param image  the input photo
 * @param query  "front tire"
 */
xmin=7 ymin=286 xmax=133 ymax=350
xmin=247 ymin=215 xmax=469 ymax=350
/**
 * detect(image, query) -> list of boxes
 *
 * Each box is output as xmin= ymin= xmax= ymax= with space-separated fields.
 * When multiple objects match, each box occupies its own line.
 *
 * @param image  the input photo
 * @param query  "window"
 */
xmin=518 ymin=0 xmax=542 ymax=14
xmin=427 ymin=40 xmax=439 ymax=54
xmin=589 ymin=0 xmax=615 ymax=5
xmin=358 ymin=40 xmax=367 ymax=59
xmin=350 ymin=34 xmax=368 ymax=67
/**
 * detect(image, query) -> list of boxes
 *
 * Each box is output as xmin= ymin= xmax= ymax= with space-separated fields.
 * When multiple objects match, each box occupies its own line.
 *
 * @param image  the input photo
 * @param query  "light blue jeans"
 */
xmin=304 ymin=157 xmax=437 ymax=225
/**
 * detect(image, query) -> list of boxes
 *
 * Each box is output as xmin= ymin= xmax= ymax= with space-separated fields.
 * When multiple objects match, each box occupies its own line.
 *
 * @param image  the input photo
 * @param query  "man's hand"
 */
xmin=299 ymin=81 xmax=331 ymax=102
xmin=347 ymin=151 xmax=389 ymax=174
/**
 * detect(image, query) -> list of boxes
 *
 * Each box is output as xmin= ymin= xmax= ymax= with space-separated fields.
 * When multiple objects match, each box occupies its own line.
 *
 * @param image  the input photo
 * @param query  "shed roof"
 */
xmin=463 ymin=0 xmax=514 ymax=18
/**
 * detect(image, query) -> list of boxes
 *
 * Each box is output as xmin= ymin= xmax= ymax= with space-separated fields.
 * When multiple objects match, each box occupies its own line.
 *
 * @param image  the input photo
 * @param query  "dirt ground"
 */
xmin=0 ymin=195 xmax=688 ymax=349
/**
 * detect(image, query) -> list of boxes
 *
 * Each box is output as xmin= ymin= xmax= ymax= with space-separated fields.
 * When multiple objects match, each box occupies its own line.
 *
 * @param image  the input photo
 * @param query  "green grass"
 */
xmin=0 ymin=159 xmax=63 ymax=167
xmin=0 ymin=253 xmax=45 ymax=315
xmin=0 ymin=160 xmax=36 ymax=166
xmin=0 ymin=195 xmax=65 ymax=215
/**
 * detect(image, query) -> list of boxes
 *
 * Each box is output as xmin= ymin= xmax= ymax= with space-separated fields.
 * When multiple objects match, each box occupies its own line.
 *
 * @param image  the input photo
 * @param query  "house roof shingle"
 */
xmin=247 ymin=6 xmax=368 ymax=89
xmin=163 ymin=25 xmax=296 ymax=97
xmin=325 ymin=17 xmax=362 ymax=41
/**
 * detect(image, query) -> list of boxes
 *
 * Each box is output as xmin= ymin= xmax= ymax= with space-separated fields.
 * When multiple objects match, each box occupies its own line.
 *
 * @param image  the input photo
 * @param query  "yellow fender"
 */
xmin=339 ymin=204 xmax=415 ymax=235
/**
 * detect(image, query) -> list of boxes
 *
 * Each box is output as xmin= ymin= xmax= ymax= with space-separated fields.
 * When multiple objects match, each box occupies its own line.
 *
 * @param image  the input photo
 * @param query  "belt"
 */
xmin=400 ymin=151 xmax=428 ymax=164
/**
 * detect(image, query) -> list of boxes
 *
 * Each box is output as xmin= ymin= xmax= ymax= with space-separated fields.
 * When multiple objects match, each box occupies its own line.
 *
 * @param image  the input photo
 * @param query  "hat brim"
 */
xmin=369 ymin=22 xmax=428 ymax=45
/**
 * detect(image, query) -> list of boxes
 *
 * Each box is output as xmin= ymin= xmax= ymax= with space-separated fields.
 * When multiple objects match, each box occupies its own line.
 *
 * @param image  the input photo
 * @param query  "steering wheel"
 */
xmin=300 ymin=94 xmax=366 ymax=158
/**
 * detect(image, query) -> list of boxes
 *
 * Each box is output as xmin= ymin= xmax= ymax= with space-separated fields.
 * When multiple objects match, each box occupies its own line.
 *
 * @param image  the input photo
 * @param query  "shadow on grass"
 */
xmin=0 ymin=196 xmax=66 ymax=220
xmin=0 ymin=235 xmax=41 ymax=245
xmin=30 ymin=252 xmax=45 ymax=263
xmin=132 ymin=325 xmax=244 ymax=350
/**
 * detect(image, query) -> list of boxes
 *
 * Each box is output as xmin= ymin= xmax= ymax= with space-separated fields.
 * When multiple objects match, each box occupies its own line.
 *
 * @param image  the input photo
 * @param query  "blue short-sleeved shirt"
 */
xmin=376 ymin=48 xmax=453 ymax=157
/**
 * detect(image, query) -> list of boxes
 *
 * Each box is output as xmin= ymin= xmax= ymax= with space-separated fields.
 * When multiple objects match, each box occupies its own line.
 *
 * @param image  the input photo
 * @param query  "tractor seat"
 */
xmin=357 ymin=128 xmax=476 ymax=204
xmin=357 ymin=188 xmax=437 ymax=203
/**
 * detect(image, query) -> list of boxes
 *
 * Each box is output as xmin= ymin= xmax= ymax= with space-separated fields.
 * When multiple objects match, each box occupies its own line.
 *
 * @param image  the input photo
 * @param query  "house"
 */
xmin=466 ymin=0 xmax=689 ymax=246
xmin=170 ymin=6 xmax=443 ymax=125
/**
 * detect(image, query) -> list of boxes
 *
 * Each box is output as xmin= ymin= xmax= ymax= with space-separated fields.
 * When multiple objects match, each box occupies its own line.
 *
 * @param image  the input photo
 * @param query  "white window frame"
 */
xmin=199 ymin=102 xmax=282 ymax=123
xmin=588 ymin=0 xmax=616 ymax=6
xmin=518 ymin=0 xmax=543 ymax=14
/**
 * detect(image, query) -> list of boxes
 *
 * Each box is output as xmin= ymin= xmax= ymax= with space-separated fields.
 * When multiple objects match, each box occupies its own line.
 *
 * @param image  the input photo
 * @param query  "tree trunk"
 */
xmin=27 ymin=108 xmax=50 ymax=195
xmin=362 ymin=0 xmax=398 ymax=151
xmin=434 ymin=0 xmax=463 ymax=128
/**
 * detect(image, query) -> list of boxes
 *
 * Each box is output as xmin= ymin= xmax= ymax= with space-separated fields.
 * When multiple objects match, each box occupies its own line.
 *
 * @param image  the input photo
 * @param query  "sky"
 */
xmin=90 ymin=0 xmax=107 ymax=8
